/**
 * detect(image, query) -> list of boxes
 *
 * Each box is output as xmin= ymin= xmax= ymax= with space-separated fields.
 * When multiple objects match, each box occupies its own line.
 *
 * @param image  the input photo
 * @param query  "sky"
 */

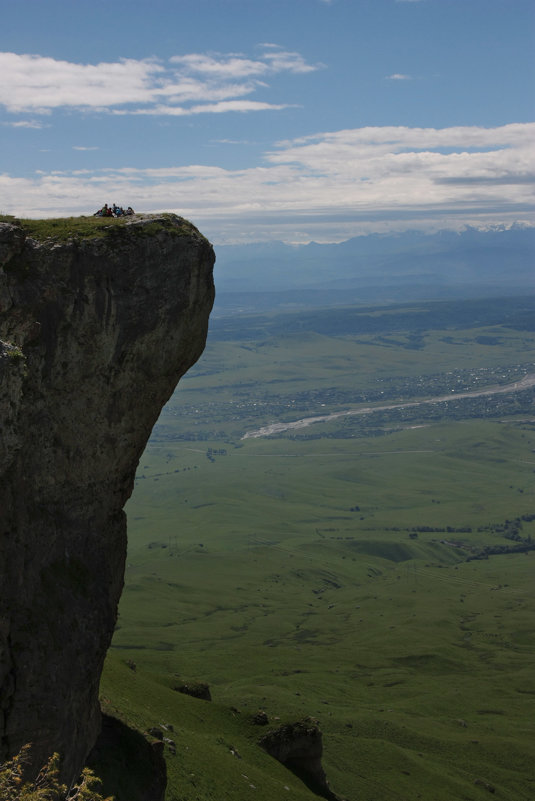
xmin=1 ymin=0 xmax=534 ymax=244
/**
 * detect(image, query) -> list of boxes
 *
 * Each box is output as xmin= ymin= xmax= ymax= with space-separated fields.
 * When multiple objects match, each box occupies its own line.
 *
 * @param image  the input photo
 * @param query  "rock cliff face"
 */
xmin=259 ymin=718 xmax=341 ymax=801
xmin=0 ymin=214 xmax=215 ymax=783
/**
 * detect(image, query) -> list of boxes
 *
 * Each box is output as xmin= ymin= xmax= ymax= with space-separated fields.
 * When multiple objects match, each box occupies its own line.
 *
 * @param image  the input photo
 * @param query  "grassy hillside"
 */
xmin=99 ymin=297 xmax=535 ymax=801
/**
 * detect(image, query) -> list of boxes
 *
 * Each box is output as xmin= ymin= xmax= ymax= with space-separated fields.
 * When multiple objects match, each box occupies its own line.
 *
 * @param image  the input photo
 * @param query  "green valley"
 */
xmin=100 ymin=296 xmax=535 ymax=801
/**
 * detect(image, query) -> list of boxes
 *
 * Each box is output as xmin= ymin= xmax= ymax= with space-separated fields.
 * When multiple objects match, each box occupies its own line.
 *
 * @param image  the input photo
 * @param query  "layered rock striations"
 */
xmin=0 ymin=214 xmax=215 ymax=783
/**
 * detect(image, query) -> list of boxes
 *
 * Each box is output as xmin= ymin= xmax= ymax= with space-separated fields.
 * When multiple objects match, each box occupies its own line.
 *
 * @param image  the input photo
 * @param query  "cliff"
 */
xmin=0 ymin=214 xmax=215 ymax=784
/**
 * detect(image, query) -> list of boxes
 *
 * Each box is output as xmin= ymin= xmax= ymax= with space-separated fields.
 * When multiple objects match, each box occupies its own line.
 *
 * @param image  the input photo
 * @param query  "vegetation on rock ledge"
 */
xmin=0 ymin=214 xmax=202 ymax=243
xmin=0 ymin=745 xmax=112 ymax=801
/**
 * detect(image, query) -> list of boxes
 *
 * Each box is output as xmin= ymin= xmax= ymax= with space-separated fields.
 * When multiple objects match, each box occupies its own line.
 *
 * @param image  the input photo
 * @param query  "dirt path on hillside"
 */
xmin=242 ymin=373 xmax=535 ymax=439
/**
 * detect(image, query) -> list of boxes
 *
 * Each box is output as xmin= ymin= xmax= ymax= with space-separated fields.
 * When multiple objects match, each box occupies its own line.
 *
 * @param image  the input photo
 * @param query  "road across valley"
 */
xmin=242 ymin=373 xmax=535 ymax=439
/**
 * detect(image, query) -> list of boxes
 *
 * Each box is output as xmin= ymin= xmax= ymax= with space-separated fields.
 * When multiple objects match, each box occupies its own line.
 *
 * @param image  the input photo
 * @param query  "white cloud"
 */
xmin=169 ymin=53 xmax=269 ymax=78
xmin=3 ymin=119 xmax=46 ymax=128
xmin=212 ymin=138 xmax=254 ymax=145
xmin=273 ymin=123 xmax=535 ymax=156
xmin=0 ymin=49 xmax=319 ymax=117
xmin=386 ymin=73 xmax=412 ymax=80
xmin=1 ymin=123 xmax=533 ymax=243
xmin=0 ymin=53 xmax=163 ymax=112
xmin=170 ymin=46 xmax=321 ymax=77
xmin=260 ymin=49 xmax=320 ymax=74
xmin=113 ymin=100 xmax=292 ymax=117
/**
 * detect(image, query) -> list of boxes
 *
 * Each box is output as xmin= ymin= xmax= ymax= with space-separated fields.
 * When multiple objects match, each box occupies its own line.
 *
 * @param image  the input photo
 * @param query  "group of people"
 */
xmin=94 ymin=203 xmax=135 ymax=218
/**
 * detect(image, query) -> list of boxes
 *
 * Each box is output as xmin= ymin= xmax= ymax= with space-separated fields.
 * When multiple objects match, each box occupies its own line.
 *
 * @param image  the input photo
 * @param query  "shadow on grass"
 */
xmin=86 ymin=713 xmax=167 ymax=801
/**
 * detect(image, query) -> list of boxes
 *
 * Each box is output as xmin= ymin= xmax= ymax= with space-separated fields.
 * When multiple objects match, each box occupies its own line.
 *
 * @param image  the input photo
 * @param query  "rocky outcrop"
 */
xmin=0 ymin=214 xmax=215 ymax=784
xmin=259 ymin=718 xmax=342 ymax=800
xmin=173 ymin=681 xmax=212 ymax=701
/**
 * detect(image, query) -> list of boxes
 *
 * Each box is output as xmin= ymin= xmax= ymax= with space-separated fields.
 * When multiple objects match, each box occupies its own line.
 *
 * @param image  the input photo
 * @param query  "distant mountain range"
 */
xmin=213 ymin=225 xmax=535 ymax=312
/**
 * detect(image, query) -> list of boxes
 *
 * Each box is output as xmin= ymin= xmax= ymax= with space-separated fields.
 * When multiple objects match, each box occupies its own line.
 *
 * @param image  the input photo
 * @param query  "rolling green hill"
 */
xmin=99 ymin=297 xmax=535 ymax=801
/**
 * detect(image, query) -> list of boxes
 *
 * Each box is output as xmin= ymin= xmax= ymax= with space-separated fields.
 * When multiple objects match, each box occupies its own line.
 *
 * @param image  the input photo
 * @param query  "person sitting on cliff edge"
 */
xmin=93 ymin=203 xmax=135 ymax=217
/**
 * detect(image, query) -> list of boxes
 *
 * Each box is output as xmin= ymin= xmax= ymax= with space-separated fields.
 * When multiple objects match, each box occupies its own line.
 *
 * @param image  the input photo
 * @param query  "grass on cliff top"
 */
xmin=0 ymin=213 xmax=200 ymax=243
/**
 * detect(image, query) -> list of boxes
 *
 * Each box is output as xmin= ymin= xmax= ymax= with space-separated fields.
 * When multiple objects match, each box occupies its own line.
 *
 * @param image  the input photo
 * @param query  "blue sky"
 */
xmin=1 ymin=0 xmax=534 ymax=243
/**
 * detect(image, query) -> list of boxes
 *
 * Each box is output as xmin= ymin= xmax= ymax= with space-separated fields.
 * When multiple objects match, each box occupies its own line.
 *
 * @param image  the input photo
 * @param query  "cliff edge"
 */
xmin=0 ymin=214 xmax=215 ymax=784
